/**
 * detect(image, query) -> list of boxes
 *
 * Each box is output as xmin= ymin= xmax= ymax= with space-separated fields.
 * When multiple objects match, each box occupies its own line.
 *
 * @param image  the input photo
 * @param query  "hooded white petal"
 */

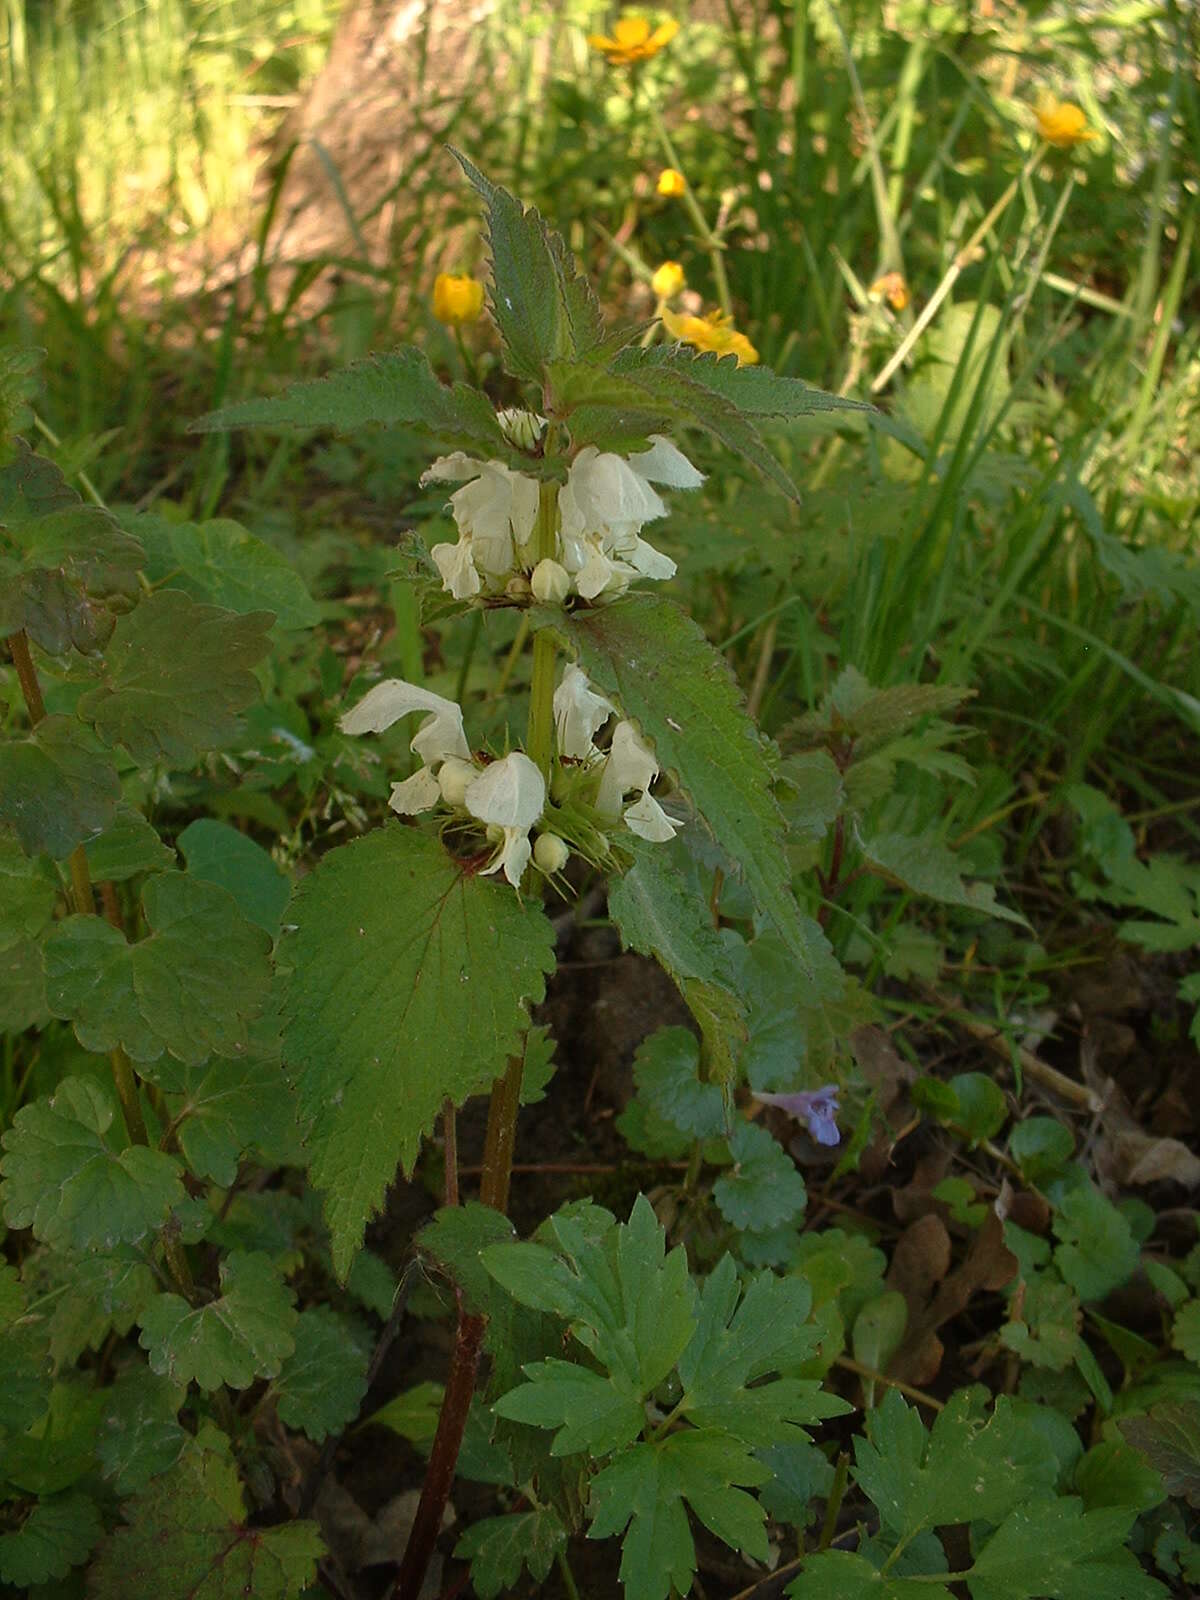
xmin=388 ymin=768 xmax=443 ymax=815
xmin=464 ymin=752 xmax=546 ymax=830
xmin=431 ymin=537 xmax=482 ymax=599
xmin=483 ymin=827 xmax=534 ymax=888
xmin=422 ymin=451 xmax=486 ymax=484
xmin=630 ymin=435 xmax=705 ymax=490
xmin=339 ymin=680 xmax=469 ymax=766
xmin=627 ymin=536 xmax=677 ymax=581
xmin=560 ymin=448 xmax=667 ymax=545
xmin=554 ymin=665 xmax=615 ymax=760
xmin=623 ymin=789 xmax=680 ymax=842
xmin=595 ymin=720 xmax=659 ymax=817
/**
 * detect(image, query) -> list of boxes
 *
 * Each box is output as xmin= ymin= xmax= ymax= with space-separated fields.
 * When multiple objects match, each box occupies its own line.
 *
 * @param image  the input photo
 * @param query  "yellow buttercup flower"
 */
xmin=651 ymin=261 xmax=686 ymax=300
xmin=432 ymin=273 xmax=485 ymax=326
xmin=1035 ymin=97 xmax=1097 ymax=150
xmin=661 ymin=307 xmax=758 ymax=365
xmin=656 ymin=167 xmax=688 ymax=198
xmin=868 ymin=272 xmax=910 ymax=312
xmin=588 ymin=13 xmax=679 ymax=66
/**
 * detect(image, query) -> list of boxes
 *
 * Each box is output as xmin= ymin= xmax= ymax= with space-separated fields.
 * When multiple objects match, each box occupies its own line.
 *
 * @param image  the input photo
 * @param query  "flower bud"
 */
xmin=534 ymin=832 xmax=570 ymax=873
xmin=651 ymin=261 xmax=686 ymax=301
xmin=657 ymin=167 xmax=687 ymax=197
xmin=432 ymin=273 xmax=484 ymax=326
xmin=505 ymin=573 xmax=533 ymax=601
xmin=437 ymin=757 xmax=476 ymax=807
xmin=531 ymin=558 xmax=571 ymax=605
xmin=497 ymin=408 xmax=545 ymax=450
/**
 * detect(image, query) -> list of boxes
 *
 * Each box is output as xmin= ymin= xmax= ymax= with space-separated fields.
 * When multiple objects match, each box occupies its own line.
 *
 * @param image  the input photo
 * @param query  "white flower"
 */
xmin=554 ymin=664 xmax=615 ymax=760
xmin=531 ymin=557 xmax=570 ymax=605
xmin=496 ymin=408 xmax=546 ymax=449
xmin=629 ymin=435 xmax=706 ymax=491
xmin=557 ymin=435 xmax=700 ymax=598
xmin=424 ymin=454 xmax=540 ymax=598
xmin=595 ymin=720 xmax=680 ymax=843
xmin=533 ymin=832 xmax=569 ymax=873
xmin=339 ymin=679 xmax=470 ymax=816
xmin=464 ymin=752 xmax=547 ymax=888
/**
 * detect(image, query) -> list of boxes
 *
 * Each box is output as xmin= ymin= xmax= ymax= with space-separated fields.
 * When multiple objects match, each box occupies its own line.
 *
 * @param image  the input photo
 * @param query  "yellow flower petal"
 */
xmin=1035 ymin=97 xmax=1097 ymax=150
xmin=589 ymin=11 xmax=678 ymax=64
xmin=656 ymin=167 xmax=688 ymax=197
xmin=432 ymin=273 xmax=485 ymax=326
xmin=661 ymin=305 xmax=758 ymax=365
xmin=651 ymin=260 xmax=686 ymax=299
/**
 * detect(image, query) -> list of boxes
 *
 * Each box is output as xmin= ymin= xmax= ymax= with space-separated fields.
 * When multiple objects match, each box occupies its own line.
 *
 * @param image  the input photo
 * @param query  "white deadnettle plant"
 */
xmin=423 ymin=425 xmax=703 ymax=604
xmin=553 ymin=665 xmax=681 ymax=844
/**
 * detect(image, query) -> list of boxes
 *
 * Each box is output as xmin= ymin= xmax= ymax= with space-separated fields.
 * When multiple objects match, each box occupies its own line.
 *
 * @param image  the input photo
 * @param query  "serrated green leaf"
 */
xmin=44 ymin=872 xmax=271 ymax=1068
xmin=787 ymin=1551 xmax=953 ymax=1599
xmin=0 ymin=1490 xmax=102 ymax=1587
xmin=1000 ymin=1275 xmax=1083 ymax=1371
xmin=629 ymin=1027 xmax=725 ymax=1139
xmin=167 ymin=1056 xmax=292 ymax=1186
xmin=177 ymin=818 xmax=291 ymax=935
xmin=1118 ymin=1400 xmax=1200 ymax=1508
xmin=46 ymin=1248 xmax=159 ymax=1366
xmin=0 ymin=936 xmax=48 ymax=1030
xmin=969 ymin=1499 xmax=1167 ymax=1600
xmin=193 ymin=344 xmax=508 ymax=457
xmin=3 ymin=1376 xmax=104 ymax=1493
xmin=138 ymin=1250 xmax=296 ymax=1390
xmin=618 ymin=344 xmax=872 ymax=422
xmin=713 ymin=1120 xmax=808 ymax=1231
xmin=454 ymin=1507 xmax=567 ymax=1599
xmin=130 ymin=512 xmax=321 ymax=629
xmin=452 ymin=149 xmax=601 ymax=380
xmin=418 ymin=1201 xmax=518 ymax=1315
xmin=89 ymin=1428 xmax=323 ymax=1599
xmin=860 ymin=831 xmax=1026 ymax=925
xmin=549 ymin=595 xmax=816 ymax=968
xmin=273 ymin=1306 xmax=369 ymax=1442
xmin=282 ymin=825 xmax=555 ymax=1277
xmin=0 ymin=713 xmax=120 ymax=858
xmin=0 ymin=439 xmax=143 ymax=653
xmin=677 ymin=1255 xmax=845 ymax=1442
xmin=84 ymin=805 xmax=176 ymax=881
xmin=97 ymin=1366 xmax=187 ymax=1494
xmin=0 ymin=1076 xmax=184 ymax=1250
xmin=853 ymin=1389 xmax=1055 ymax=1542
xmin=0 ymin=1264 xmax=52 ymax=1431
xmin=0 ymin=834 xmax=56 ymax=947
xmin=492 ymin=1358 xmax=646 ymax=1456
xmin=76 ymin=589 xmax=272 ymax=765
xmin=726 ymin=927 xmax=869 ymax=1087
xmin=1052 ymin=1181 xmax=1140 ymax=1302
xmin=589 ymin=1430 xmax=771 ymax=1600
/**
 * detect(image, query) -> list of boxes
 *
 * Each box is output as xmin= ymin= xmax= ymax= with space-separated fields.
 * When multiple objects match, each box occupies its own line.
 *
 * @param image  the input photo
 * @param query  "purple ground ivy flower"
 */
xmin=752 ymin=1085 xmax=842 ymax=1147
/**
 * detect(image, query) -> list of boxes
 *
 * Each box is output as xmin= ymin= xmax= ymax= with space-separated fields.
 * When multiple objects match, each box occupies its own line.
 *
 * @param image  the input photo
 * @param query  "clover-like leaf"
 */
xmin=138 ymin=1250 xmax=297 ymax=1390
xmin=0 ymin=1076 xmax=185 ymax=1251
xmin=0 ymin=713 xmax=121 ymax=858
xmin=76 ymin=588 xmax=272 ymax=765
xmin=272 ymin=1306 xmax=370 ymax=1442
xmin=44 ymin=871 xmax=271 ymax=1068
xmin=89 ymin=1427 xmax=323 ymax=1599
xmin=283 ymin=825 xmax=555 ymax=1277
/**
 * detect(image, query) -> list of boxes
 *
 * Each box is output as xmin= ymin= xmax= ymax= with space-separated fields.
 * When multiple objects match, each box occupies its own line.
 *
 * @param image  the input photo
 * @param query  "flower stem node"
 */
xmin=533 ymin=832 xmax=570 ymax=874
xmin=531 ymin=558 xmax=571 ymax=606
xmin=432 ymin=273 xmax=485 ymax=326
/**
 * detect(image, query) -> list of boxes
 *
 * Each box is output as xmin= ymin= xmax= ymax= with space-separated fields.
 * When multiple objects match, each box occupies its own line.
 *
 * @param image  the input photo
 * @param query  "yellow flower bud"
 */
xmin=533 ymin=832 xmax=570 ymax=873
xmin=656 ymin=167 xmax=687 ymax=198
xmin=432 ymin=273 xmax=485 ymax=326
xmin=531 ymin=558 xmax=571 ymax=605
xmin=651 ymin=261 xmax=686 ymax=300
xmin=1035 ymin=97 xmax=1097 ymax=150
xmin=868 ymin=272 xmax=910 ymax=312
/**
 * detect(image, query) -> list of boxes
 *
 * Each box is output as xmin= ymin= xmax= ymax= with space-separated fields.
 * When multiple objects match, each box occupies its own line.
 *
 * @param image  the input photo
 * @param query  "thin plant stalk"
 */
xmin=648 ymin=102 xmax=733 ymax=317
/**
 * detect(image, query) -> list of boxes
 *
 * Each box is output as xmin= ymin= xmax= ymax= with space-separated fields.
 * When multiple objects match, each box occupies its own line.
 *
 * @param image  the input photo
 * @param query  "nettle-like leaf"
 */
xmin=547 ymin=595 xmax=815 ymax=970
xmin=193 ymin=343 xmax=509 ymax=458
xmin=129 ymin=512 xmax=321 ymax=629
xmin=44 ymin=871 xmax=272 ymax=1068
xmin=0 ymin=438 xmax=144 ymax=653
xmin=0 ymin=713 xmax=120 ymax=858
xmin=177 ymin=818 xmax=291 ymax=936
xmin=860 ymin=830 xmax=1026 ymax=926
xmin=609 ymin=842 xmax=747 ymax=1083
xmin=138 ymin=1250 xmax=297 ymax=1390
xmin=283 ymin=825 xmax=556 ymax=1277
xmin=0 ymin=1489 xmax=103 ymax=1588
xmin=676 ymin=1255 xmax=849 ymax=1443
xmin=76 ymin=588 xmax=273 ymax=765
xmin=89 ymin=1427 xmax=323 ymax=1599
xmin=0 ymin=1076 xmax=185 ymax=1251
xmin=272 ymin=1306 xmax=370 ymax=1442
xmin=789 ymin=668 xmax=971 ymax=751
xmin=588 ymin=1429 xmax=772 ymax=1600
xmin=97 ymin=1365 xmax=188 ymax=1495
xmin=452 ymin=148 xmax=603 ymax=381
xmin=454 ymin=1507 xmax=568 ymax=1600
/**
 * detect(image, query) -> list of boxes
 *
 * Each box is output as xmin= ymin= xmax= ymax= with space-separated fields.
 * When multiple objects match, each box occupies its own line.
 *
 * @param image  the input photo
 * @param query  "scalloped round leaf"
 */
xmin=0 ymin=439 xmax=144 ymax=653
xmin=44 ymin=871 xmax=271 ymax=1068
xmin=0 ymin=1489 xmax=103 ymax=1587
xmin=129 ymin=512 xmax=321 ymax=629
xmin=273 ymin=1306 xmax=370 ymax=1442
xmin=76 ymin=589 xmax=273 ymax=765
xmin=0 ymin=833 xmax=57 ymax=947
xmin=177 ymin=818 xmax=290 ymax=935
xmin=713 ymin=1121 xmax=808 ymax=1233
xmin=97 ymin=1366 xmax=187 ymax=1496
xmin=282 ymin=825 xmax=555 ymax=1277
xmin=138 ymin=1250 xmax=297 ymax=1390
xmin=0 ymin=714 xmax=120 ymax=858
xmin=0 ymin=937 xmax=49 ymax=1030
xmin=84 ymin=805 xmax=176 ymax=881
xmin=0 ymin=1076 xmax=185 ymax=1251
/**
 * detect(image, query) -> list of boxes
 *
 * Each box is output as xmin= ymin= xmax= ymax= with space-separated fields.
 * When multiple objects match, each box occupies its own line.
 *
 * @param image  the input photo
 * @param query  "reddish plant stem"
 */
xmin=442 ymin=1100 xmax=459 ymax=1208
xmin=817 ymin=814 xmax=846 ymax=929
